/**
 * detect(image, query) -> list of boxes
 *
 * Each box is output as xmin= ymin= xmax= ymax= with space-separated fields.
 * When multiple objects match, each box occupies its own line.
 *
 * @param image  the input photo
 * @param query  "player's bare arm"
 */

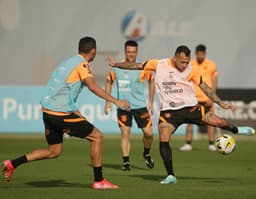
xmin=148 ymin=75 xmax=155 ymax=115
xmin=84 ymin=76 xmax=130 ymax=111
xmin=199 ymin=77 xmax=234 ymax=110
xmin=107 ymin=56 xmax=146 ymax=70
xmin=104 ymin=78 xmax=114 ymax=115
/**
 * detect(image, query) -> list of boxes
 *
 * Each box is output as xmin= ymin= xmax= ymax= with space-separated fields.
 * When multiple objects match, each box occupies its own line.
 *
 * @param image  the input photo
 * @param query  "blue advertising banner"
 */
xmin=0 ymin=86 xmax=188 ymax=134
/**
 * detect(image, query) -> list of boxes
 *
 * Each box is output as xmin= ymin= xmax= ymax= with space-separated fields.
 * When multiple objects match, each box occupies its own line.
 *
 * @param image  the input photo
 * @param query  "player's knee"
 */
xmin=48 ymin=148 xmax=62 ymax=158
xmin=93 ymin=129 xmax=103 ymax=142
xmin=143 ymin=129 xmax=153 ymax=138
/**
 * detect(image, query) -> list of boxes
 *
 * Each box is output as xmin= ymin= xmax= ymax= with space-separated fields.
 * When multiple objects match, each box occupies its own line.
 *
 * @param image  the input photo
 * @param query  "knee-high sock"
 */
xmin=159 ymin=142 xmax=174 ymax=176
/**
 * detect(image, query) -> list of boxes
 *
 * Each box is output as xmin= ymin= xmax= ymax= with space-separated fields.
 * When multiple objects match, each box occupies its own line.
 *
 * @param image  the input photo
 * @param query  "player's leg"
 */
xmin=134 ymin=107 xmax=154 ymax=168
xmin=66 ymin=113 xmax=118 ymax=189
xmin=2 ymin=112 xmax=64 ymax=182
xmin=158 ymin=110 xmax=178 ymax=184
xmin=84 ymin=128 xmax=118 ymax=189
xmin=207 ymin=125 xmax=216 ymax=151
xmin=141 ymin=126 xmax=154 ymax=168
xmin=202 ymin=112 xmax=255 ymax=135
xmin=120 ymin=126 xmax=132 ymax=170
xmin=2 ymin=144 xmax=62 ymax=182
xmin=117 ymin=109 xmax=132 ymax=171
xmin=85 ymin=127 xmax=103 ymax=178
xmin=180 ymin=124 xmax=193 ymax=151
xmin=158 ymin=122 xmax=177 ymax=184
xmin=205 ymin=105 xmax=216 ymax=151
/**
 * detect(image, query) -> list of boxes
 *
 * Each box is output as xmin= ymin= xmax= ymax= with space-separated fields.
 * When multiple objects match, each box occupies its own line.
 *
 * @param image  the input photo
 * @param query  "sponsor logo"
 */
xmin=121 ymin=10 xmax=193 ymax=40
xmin=121 ymin=10 xmax=150 ymax=41
xmin=83 ymin=64 xmax=92 ymax=74
xmin=169 ymin=102 xmax=176 ymax=107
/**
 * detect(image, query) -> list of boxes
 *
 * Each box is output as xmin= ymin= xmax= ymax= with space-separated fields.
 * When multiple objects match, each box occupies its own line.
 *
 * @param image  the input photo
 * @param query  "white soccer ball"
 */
xmin=215 ymin=134 xmax=236 ymax=155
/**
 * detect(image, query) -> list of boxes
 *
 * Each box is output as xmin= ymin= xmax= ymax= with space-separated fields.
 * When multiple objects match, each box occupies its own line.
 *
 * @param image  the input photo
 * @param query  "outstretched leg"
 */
xmin=2 ymin=144 xmax=62 ymax=182
xmin=202 ymin=112 xmax=255 ymax=135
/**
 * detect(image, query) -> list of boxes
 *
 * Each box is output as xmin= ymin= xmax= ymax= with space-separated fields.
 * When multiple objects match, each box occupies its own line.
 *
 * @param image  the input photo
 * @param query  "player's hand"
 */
xmin=107 ymin=56 xmax=116 ymax=67
xmin=115 ymin=100 xmax=130 ymax=111
xmin=219 ymin=101 xmax=235 ymax=111
xmin=104 ymin=102 xmax=112 ymax=115
xmin=148 ymin=103 xmax=154 ymax=115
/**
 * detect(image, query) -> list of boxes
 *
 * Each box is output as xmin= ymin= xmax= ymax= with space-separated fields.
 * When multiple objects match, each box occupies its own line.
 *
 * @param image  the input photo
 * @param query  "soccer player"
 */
xmin=2 ymin=37 xmax=130 ymax=189
xmin=180 ymin=44 xmax=218 ymax=151
xmin=104 ymin=40 xmax=154 ymax=171
xmin=108 ymin=45 xmax=255 ymax=184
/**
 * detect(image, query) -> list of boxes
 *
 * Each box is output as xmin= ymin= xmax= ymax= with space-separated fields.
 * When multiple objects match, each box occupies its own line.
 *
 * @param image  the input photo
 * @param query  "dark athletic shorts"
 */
xmin=117 ymin=107 xmax=152 ymax=129
xmin=159 ymin=104 xmax=205 ymax=129
xmin=43 ymin=112 xmax=94 ymax=145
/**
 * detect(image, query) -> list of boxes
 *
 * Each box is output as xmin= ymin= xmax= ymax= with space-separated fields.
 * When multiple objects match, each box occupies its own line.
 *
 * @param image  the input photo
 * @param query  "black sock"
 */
xmin=144 ymin=147 xmax=150 ymax=155
xmin=159 ymin=142 xmax=174 ymax=176
xmin=122 ymin=156 xmax=130 ymax=163
xmin=186 ymin=140 xmax=192 ymax=145
xmin=209 ymin=141 xmax=214 ymax=145
xmin=93 ymin=166 xmax=103 ymax=182
xmin=223 ymin=125 xmax=238 ymax=134
xmin=11 ymin=155 xmax=27 ymax=168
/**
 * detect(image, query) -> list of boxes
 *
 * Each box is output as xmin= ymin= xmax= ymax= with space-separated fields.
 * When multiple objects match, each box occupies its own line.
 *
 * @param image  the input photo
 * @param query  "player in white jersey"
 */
xmin=108 ymin=45 xmax=255 ymax=185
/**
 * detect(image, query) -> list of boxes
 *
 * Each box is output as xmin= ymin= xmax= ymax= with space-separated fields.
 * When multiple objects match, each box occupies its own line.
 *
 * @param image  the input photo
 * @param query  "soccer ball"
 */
xmin=215 ymin=134 xmax=236 ymax=155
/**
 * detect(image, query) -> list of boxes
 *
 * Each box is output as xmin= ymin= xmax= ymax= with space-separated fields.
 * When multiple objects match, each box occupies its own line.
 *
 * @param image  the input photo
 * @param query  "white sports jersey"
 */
xmin=153 ymin=59 xmax=198 ymax=110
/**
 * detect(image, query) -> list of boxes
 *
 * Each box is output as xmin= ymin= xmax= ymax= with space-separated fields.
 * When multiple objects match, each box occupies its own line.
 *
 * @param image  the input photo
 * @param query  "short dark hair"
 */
xmin=125 ymin=40 xmax=138 ymax=48
xmin=78 ymin=36 xmax=96 ymax=54
xmin=175 ymin=45 xmax=191 ymax=57
xmin=195 ymin=44 xmax=206 ymax=52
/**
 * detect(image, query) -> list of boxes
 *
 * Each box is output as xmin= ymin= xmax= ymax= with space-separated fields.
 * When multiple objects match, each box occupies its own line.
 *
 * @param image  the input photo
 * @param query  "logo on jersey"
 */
xmin=83 ymin=64 xmax=92 ymax=74
xmin=121 ymin=10 xmax=150 ymax=41
xmin=169 ymin=102 xmax=176 ymax=107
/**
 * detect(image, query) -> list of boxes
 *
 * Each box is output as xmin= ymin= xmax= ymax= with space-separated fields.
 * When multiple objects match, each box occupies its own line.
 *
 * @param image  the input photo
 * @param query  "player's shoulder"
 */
xmin=75 ymin=60 xmax=93 ymax=76
xmin=151 ymin=58 xmax=169 ymax=67
xmin=205 ymin=59 xmax=216 ymax=67
xmin=76 ymin=60 xmax=90 ymax=70
xmin=158 ymin=58 xmax=168 ymax=63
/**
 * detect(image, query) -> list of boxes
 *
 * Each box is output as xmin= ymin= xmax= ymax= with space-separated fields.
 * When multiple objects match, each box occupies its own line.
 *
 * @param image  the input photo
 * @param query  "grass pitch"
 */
xmin=0 ymin=134 xmax=256 ymax=199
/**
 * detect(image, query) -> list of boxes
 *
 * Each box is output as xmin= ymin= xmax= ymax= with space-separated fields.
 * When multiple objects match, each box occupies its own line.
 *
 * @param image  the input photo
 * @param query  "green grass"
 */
xmin=0 ymin=135 xmax=256 ymax=199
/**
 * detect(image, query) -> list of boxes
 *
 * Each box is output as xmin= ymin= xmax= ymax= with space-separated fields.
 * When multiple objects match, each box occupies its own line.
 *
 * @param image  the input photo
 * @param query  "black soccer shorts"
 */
xmin=43 ymin=112 xmax=94 ymax=145
xmin=117 ymin=107 xmax=152 ymax=128
xmin=158 ymin=104 xmax=205 ymax=129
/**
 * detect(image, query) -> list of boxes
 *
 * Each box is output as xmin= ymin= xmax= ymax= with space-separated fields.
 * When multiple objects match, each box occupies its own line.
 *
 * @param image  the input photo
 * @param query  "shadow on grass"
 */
xmin=129 ymin=174 xmax=234 ymax=183
xmin=100 ymin=163 xmax=148 ymax=171
xmin=25 ymin=179 xmax=90 ymax=188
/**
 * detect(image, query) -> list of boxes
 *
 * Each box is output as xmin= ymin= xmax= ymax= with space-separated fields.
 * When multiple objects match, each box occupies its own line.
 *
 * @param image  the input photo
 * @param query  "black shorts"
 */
xmin=159 ymin=105 xmax=205 ymax=129
xmin=43 ymin=112 xmax=94 ymax=145
xmin=117 ymin=107 xmax=152 ymax=128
